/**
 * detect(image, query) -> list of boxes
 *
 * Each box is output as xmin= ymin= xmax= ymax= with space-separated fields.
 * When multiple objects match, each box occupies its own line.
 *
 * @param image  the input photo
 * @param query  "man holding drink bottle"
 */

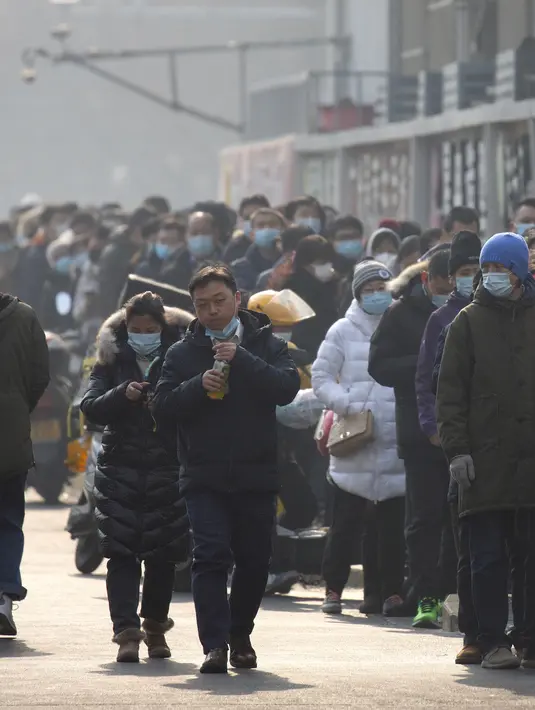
xmin=152 ymin=265 xmax=300 ymax=674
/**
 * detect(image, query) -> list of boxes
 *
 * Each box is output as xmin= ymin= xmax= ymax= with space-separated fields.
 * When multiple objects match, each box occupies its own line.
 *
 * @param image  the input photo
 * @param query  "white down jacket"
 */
xmin=311 ymin=300 xmax=405 ymax=502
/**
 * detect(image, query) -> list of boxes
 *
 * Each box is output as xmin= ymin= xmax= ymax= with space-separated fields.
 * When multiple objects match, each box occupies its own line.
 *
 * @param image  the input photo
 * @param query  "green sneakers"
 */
xmin=412 ymin=598 xmax=442 ymax=629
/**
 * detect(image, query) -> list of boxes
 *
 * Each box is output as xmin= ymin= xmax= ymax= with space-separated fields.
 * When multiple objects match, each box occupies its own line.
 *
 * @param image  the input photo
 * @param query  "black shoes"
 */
xmin=230 ymin=636 xmax=258 ymax=669
xmin=200 ymin=648 xmax=228 ymax=674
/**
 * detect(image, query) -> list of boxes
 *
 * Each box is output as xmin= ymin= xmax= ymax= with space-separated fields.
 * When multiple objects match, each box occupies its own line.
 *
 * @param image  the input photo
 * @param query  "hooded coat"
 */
xmin=80 ymin=305 xmax=192 ymax=560
xmin=0 ymin=295 xmax=49 ymax=481
xmin=152 ymin=309 xmax=300 ymax=494
xmin=368 ymin=261 xmax=436 ymax=458
xmin=312 ymin=300 xmax=405 ymax=501
xmin=437 ymin=281 xmax=535 ymax=516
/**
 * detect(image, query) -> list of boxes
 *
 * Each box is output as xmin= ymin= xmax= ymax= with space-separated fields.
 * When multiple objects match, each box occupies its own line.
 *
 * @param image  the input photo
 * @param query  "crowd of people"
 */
xmin=1 ymin=189 xmax=535 ymax=674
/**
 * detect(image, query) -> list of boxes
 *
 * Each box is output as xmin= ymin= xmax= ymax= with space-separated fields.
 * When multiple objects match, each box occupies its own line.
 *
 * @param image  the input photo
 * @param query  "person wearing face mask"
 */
xmin=283 ymin=235 xmax=339 ymax=359
xmin=152 ymin=265 xmax=299 ymax=673
xmin=414 ymin=232 xmax=481 ymax=650
xmin=231 ymin=208 xmax=286 ymax=295
xmin=285 ymin=196 xmax=326 ymax=236
xmin=436 ymin=232 xmax=535 ymax=671
xmin=80 ymin=292 xmax=191 ymax=664
xmin=223 ymin=194 xmax=271 ymax=265
xmin=511 ymin=197 xmax=535 ymax=238
xmin=328 ymin=215 xmax=366 ymax=315
xmin=368 ymin=249 xmax=452 ymax=618
xmin=366 ymin=227 xmax=401 ymax=272
xmin=169 ymin=211 xmax=222 ymax=292
xmin=312 ymin=260 xmax=406 ymax=618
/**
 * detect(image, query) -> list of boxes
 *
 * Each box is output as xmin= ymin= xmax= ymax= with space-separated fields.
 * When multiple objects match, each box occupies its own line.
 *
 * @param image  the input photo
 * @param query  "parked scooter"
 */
xmin=27 ymin=331 xmax=74 ymax=504
xmin=66 ymin=432 xmax=104 ymax=574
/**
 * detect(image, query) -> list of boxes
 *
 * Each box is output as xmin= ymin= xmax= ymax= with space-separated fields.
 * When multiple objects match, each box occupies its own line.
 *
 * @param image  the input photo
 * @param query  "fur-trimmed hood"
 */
xmin=96 ymin=306 xmax=193 ymax=365
xmin=388 ymin=260 xmax=429 ymax=298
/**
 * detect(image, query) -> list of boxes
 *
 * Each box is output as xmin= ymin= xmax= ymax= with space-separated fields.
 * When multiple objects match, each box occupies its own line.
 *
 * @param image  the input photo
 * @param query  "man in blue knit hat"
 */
xmin=437 ymin=232 xmax=535 ymax=671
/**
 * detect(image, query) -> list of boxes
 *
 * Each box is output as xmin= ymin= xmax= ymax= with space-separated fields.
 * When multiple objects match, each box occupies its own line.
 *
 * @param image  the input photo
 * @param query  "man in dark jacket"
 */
xmin=415 ymin=231 xmax=481 ymax=661
xmin=0 ymin=295 xmax=49 ymax=637
xmin=231 ymin=208 xmax=286 ymax=296
xmin=437 ymin=232 xmax=535 ymax=671
xmin=368 ymin=249 xmax=452 ymax=627
xmin=152 ymin=265 xmax=300 ymax=674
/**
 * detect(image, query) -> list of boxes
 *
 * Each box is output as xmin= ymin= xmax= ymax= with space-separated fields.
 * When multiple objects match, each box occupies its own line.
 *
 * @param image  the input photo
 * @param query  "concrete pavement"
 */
xmin=3 ymin=498 xmax=535 ymax=708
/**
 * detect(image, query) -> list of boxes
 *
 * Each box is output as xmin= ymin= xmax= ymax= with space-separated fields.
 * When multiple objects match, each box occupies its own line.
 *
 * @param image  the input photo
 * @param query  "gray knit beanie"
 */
xmin=352 ymin=259 xmax=393 ymax=299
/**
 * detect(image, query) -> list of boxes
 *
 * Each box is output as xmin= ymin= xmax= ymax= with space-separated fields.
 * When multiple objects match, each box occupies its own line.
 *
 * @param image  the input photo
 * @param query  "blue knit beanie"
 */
xmin=480 ymin=232 xmax=530 ymax=281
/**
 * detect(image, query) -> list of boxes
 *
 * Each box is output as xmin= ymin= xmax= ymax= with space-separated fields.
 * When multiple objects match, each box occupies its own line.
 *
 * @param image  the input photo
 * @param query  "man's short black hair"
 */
xmin=398 ymin=220 xmax=422 ymax=239
xmin=129 ymin=206 xmax=156 ymax=232
xmin=143 ymin=195 xmax=171 ymax=215
xmin=239 ymin=194 xmax=270 ymax=216
xmin=428 ymin=247 xmax=451 ymax=279
xmin=329 ymin=215 xmax=364 ymax=239
xmin=444 ymin=206 xmax=480 ymax=233
xmin=284 ymin=195 xmax=326 ymax=229
xmin=189 ymin=264 xmax=238 ymax=296
xmin=70 ymin=210 xmax=98 ymax=231
xmin=293 ymin=235 xmax=335 ymax=271
xmin=515 ymin=197 xmax=535 ymax=212
xmin=280 ymin=225 xmax=315 ymax=254
xmin=420 ymin=227 xmax=443 ymax=253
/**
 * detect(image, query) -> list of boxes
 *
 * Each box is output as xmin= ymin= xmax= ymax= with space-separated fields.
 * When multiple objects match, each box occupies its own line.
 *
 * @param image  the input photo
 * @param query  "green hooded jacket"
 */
xmin=437 ymin=281 xmax=535 ymax=517
xmin=0 ymin=295 xmax=50 ymax=480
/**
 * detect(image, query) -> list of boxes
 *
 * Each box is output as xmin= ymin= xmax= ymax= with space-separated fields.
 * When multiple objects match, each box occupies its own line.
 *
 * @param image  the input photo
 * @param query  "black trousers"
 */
xmin=185 ymin=490 xmax=276 ymax=654
xmin=403 ymin=448 xmax=457 ymax=601
xmin=322 ymin=484 xmax=405 ymax=601
xmin=467 ymin=509 xmax=535 ymax=653
xmin=106 ymin=556 xmax=176 ymax=635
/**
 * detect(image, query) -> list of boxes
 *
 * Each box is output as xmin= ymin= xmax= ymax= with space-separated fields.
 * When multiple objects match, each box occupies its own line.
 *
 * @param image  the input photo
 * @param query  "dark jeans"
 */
xmin=322 ymin=485 xmax=405 ymax=601
xmin=106 ymin=556 xmax=175 ymax=634
xmin=451 ymin=505 xmax=478 ymax=646
xmin=404 ymin=448 xmax=457 ymax=601
xmin=467 ymin=509 xmax=535 ymax=653
xmin=185 ymin=490 xmax=276 ymax=653
xmin=0 ymin=473 xmax=27 ymax=601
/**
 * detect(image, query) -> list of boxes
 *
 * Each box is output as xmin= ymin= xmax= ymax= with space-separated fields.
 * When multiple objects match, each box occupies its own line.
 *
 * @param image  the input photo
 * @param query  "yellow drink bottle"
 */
xmin=207 ymin=360 xmax=230 ymax=400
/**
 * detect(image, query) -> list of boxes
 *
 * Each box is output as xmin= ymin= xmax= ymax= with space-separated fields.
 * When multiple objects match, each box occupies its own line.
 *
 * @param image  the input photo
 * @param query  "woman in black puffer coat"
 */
xmin=80 ymin=292 xmax=192 ymax=663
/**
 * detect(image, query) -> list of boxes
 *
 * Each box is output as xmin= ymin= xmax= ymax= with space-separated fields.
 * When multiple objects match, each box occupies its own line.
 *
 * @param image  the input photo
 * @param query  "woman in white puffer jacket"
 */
xmin=312 ymin=259 xmax=406 ymax=618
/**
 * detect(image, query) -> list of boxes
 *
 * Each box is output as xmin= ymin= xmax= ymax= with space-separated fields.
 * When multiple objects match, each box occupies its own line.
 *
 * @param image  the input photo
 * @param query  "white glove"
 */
xmin=449 ymin=454 xmax=475 ymax=490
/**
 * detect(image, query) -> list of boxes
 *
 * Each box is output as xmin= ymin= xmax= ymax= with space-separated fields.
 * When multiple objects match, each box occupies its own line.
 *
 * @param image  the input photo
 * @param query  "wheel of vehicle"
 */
xmin=75 ymin=533 xmax=104 ymax=575
xmin=33 ymin=473 xmax=66 ymax=505
xmin=173 ymin=559 xmax=192 ymax=593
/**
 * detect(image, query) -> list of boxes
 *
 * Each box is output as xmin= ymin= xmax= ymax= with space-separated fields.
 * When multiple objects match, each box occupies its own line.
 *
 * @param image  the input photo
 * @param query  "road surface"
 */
xmin=2 ymin=495 xmax=535 ymax=709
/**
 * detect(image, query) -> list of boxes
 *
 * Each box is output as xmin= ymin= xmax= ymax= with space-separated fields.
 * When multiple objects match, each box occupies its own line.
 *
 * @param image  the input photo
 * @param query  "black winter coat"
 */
xmin=284 ymin=269 xmax=339 ymax=359
xmin=80 ymin=306 xmax=193 ymax=561
xmin=368 ymin=262 xmax=436 ymax=459
xmin=152 ymin=309 xmax=301 ymax=494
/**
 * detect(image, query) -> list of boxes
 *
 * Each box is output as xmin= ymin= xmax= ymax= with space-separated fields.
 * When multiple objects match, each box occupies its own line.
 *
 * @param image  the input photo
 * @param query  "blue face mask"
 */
xmin=483 ymin=272 xmax=514 ymax=298
xmin=297 ymin=217 xmax=322 ymax=234
xmin=128 ymin=332 xmax=161 ymax=358
xmin=456 ymin=276 xmax=473 ymax=298
xmin=55 ymin=256 xmax=74 ymax=275
xmin=242 ymin=220 xmax=252 ymax=237
xmin=154 ymin=243 xmax=171 ymax=260
xmin=255 ymin=228 xmax=280 ymax=249
xmin=0 ymin=242 xmax=15 ymax=254
xmin=516 ymin=223 xmax=535 ymax=237
xmin=361 ymin=291 xmax=393 ymax=316
xmin=188 ymin=234 xmax=214 ymax=260
xmin=205 ymin=315 xmax=240 ymax=341
xmin=334 ymin=239 xmax=364 ymax=261
xmin=432 ymin=294 xmax=449 ymax=308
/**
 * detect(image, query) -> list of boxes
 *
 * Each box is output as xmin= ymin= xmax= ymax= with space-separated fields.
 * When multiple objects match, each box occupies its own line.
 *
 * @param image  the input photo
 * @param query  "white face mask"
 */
xmin=312 ymin=262 xmax=334 ymax=283
xmin=375 ymin=252 xmax=397 ymax=270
